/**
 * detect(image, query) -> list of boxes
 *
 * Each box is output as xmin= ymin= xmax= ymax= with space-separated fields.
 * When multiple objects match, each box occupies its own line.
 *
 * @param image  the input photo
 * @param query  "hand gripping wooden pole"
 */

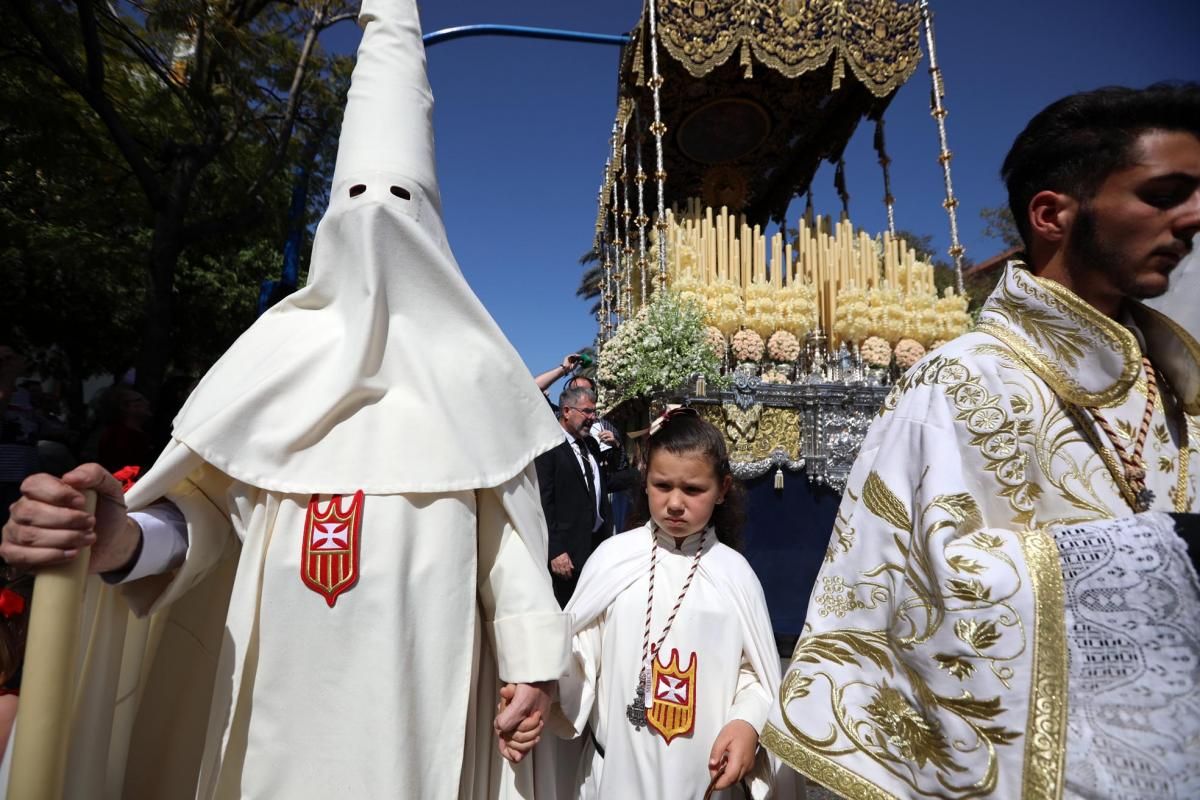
xmin=7 ymin=489 xmax=96 ymax=799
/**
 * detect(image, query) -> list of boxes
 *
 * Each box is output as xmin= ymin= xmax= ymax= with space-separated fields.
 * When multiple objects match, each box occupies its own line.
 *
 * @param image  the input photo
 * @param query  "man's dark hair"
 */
xmin=559 ymin=386 xmax=595 ymax=410
xmin=566 ymin=374 xmax=596 ymax=392
xmin=1002 ymin=82 xmax=1200 ymax=247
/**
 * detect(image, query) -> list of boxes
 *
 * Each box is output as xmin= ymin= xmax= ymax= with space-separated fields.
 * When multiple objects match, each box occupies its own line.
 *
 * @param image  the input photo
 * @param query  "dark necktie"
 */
xmin=575 ymin=439 xmax=596 ymax=503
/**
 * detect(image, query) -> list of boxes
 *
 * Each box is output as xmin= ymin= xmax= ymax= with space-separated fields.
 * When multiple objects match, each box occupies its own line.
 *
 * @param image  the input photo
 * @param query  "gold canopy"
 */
xmin=655 ymin=0 xmax=923 ymax=97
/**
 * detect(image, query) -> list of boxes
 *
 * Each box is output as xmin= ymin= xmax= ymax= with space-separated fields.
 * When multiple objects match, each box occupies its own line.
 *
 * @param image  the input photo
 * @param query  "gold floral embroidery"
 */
xmin=771 ymin=488 xmax=1030 ymax=798
xmin=956 ymin=618 xmax=1002 ymax=651
xmin=885 ymin=353 xmax=1044 ymax=526
xmin=864 ymin=686 xmax=956 ymax=771
xmin=992 ymin=294 xmax=1090 ymax=369
xmin=862 ymin=471 xmax=912 ymax=531
xmin=827 ymin=514 xmax=855 ymax=562
xmin=1153 ymin=423 xmax=1170 ymax=447
xmin=815 ymin=576 xmax=864 ymax=618
xmin=934 ymin=652 xmax=975 ymax=680
xmin=946 ymin=554 xmax=984 ymax=574
xmin=977 ymin=266 xmax=1140 ymax=409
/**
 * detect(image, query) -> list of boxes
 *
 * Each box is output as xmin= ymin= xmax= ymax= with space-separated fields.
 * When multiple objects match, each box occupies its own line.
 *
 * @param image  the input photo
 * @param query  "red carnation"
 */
xmin=0 ymin=589 xmax=26 ymax=618
xmin=113 ymin=465 xmax=141 ymax=493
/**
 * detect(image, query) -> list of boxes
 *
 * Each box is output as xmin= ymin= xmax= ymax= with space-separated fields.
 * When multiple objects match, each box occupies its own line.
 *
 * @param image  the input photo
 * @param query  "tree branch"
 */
xmin=98 ymin=7 xmax=194 ymax=116
xmin=72 ymin=0 xmax=166 ymax=205
xmin=320 ymin=12 xmax=357 ymax=29
xmin=240 ymin=1 xmax=327 ymax=199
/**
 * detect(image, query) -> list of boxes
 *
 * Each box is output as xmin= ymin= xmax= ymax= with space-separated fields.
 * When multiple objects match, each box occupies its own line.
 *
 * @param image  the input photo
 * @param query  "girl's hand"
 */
xmin=495 ymin=683 xmax=546 ymax=763
xmin=708 ymin=719 xmax=758 ymax=790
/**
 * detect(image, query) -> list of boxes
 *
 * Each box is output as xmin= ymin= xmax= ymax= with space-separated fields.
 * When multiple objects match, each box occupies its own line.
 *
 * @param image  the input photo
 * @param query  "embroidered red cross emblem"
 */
xmin=310 ymin=520 xmax=350 ymax=550
xmin=656 ymin=675 xmax=689 ymax=704
xmin=300 ymin=491 xmax=364 ymax=607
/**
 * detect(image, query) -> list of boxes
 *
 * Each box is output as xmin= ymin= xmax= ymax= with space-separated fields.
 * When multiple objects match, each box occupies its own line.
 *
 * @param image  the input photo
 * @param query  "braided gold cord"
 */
xmin=1072 ymin=356 xmax=1189 ymax=513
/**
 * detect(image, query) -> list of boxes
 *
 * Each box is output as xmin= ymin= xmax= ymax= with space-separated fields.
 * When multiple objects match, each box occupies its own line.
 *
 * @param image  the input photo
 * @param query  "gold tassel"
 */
xmin=696 ymin=374 xmax=707 ymax=397
xmin=774 ymin=467 xmax=784 ymax=491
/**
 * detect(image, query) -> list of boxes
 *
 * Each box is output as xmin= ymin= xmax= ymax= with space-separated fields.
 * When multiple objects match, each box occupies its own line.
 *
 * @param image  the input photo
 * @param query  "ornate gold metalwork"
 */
xmin=697 ymin=403 xmax=802 ymax=463
xmin=655 ymin=0 xmax=923 ymax=98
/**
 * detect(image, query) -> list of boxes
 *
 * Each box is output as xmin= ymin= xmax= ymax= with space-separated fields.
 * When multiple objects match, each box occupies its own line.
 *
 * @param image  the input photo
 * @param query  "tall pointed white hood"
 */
xmin=167 ymin=0 xmax=563 ymax=494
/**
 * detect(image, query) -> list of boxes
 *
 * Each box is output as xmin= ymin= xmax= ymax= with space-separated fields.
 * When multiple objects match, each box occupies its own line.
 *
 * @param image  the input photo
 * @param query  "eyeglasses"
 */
xmin=563 ymin=406 xmax=597 ymax=416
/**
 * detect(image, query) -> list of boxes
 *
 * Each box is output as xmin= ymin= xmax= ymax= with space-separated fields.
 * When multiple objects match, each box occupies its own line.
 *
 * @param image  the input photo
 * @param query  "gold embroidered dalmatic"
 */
xmin=764 ymin=264 xmax=1200 ymax=799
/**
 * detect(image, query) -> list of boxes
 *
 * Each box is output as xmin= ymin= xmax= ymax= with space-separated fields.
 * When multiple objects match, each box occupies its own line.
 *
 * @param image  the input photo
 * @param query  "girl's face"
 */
xmin=646 ymin=449 xmax=731 ymax=540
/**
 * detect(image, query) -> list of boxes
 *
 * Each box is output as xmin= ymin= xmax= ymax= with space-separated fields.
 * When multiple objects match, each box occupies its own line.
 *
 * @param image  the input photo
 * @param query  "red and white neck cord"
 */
xmin=639 ymin=526 xmax=706 ymax=692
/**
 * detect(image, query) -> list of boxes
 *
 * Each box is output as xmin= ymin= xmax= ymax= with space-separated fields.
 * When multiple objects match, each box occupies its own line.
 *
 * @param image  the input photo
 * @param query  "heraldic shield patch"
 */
xmin=301 ymin=491 xmax=364 ymax=607
xmin=647 ymin=648 xmax=697 ymax=744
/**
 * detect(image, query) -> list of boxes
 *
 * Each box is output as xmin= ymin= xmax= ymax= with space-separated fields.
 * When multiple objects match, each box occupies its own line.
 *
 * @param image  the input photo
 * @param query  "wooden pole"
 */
xmin=8 ymin=490 xmax=97 ymax=800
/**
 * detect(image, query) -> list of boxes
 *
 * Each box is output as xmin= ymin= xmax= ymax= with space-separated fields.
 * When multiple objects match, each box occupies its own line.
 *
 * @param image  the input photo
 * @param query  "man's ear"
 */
xmin=1028 ymin=190 xmax=1077 ymax=246
xmin=719 ymin=474 xmax=733 ymax=501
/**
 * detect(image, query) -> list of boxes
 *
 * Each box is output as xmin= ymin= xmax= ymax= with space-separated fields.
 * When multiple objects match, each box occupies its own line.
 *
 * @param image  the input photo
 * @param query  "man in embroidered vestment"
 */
xmin=765 ymin=84 xmax=1200 ymax=799
xmin=0 ymin=1 xmax=567 ymax=798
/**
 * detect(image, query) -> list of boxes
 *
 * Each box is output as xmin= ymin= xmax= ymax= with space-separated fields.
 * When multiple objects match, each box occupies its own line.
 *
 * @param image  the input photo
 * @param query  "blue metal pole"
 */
xmin=423 ymin=24 xmax=629 ymax=48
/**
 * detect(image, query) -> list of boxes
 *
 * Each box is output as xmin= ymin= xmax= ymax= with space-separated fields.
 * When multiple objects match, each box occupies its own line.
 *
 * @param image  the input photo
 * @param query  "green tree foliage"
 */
xmin=980 ymin=204 xmax=1022 ymax=249
xmin=1 ymin=0 xmax=353 ymax=411
xmin=575 ymin=248 xmax=604 ymax=317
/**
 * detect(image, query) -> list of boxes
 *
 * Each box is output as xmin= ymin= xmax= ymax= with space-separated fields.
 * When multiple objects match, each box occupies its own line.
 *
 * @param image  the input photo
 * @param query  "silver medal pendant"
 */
xmin=1134 ymin=486 xmax=1155 ymax=513
xmin=626 ymin=686 xmax=647 ymax=730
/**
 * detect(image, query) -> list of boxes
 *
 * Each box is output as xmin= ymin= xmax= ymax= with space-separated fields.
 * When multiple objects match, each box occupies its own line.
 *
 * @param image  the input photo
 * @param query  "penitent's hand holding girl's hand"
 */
xmin=494 ymin=682 xmax=550 ymax=763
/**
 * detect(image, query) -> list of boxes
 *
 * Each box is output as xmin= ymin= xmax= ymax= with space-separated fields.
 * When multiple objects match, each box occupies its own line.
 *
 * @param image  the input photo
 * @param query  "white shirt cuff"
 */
xmin=118 ymin=501 xmax=189 ymax=584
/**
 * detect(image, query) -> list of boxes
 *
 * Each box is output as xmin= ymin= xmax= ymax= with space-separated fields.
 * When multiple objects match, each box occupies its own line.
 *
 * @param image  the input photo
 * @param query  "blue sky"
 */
xmin=325 ymin=1 xmax=1197 ymax=394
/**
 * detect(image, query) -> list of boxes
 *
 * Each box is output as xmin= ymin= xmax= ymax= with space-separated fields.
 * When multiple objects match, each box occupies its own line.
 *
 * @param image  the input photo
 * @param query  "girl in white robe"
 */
xmin=521 ymin=409 xmax=801 ymax=799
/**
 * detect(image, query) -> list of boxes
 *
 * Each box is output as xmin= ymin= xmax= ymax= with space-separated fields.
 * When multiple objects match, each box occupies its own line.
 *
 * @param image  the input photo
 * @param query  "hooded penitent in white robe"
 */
xmin=764 ymin=263 xmax=1200 ymax=799
xmin=542 ymin=523 xmax=802 ymax=799
xmin=3 ymin=1 xmax=569 ymax=798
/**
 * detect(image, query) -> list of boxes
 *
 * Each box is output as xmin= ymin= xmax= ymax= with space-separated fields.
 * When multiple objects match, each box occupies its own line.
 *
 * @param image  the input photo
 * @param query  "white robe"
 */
xmin=36 ymin=440 xmax=566 ymax=800
xmin=545 ymin=524 xmax=799 ymax=800
xmin=2 ymin=0 xmax=573 ymax=796
xmin=765 ymin=264 xmax=1200 ymax=799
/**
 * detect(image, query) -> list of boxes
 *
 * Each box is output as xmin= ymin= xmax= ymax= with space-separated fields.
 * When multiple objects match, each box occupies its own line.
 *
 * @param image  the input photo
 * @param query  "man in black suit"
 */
xmin=535 ymin=386 xmax=633 ymax=606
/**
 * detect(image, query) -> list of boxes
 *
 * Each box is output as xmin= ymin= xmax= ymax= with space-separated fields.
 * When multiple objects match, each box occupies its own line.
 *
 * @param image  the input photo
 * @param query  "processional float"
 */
xmin=591 ymin=0 xmax=971 ymax=636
